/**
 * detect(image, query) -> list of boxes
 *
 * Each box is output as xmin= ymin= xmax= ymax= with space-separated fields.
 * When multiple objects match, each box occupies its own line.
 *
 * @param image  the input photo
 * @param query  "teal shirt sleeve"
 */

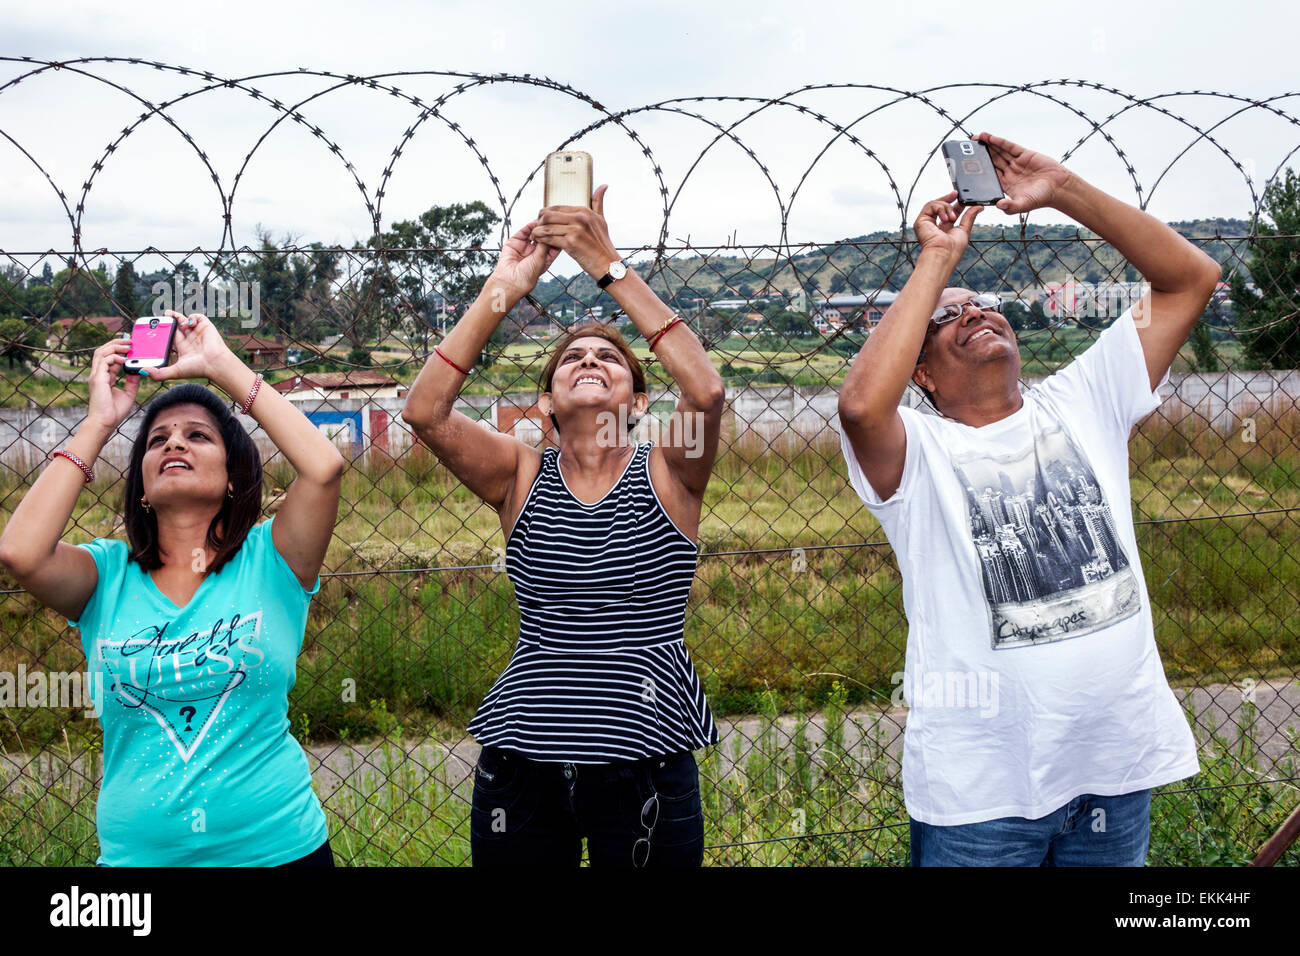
xmin=67 ymin=537 xmax=129 ymax=631
xmin=262 ymin=514 xmax=323 ymax=599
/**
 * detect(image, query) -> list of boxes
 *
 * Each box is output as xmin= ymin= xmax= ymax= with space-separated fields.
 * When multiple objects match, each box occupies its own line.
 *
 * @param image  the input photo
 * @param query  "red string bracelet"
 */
xmin=435 ymin=345 xmax=472 ymax=376
xmin=648 ymin=315 xmax=684 ymax=351
xmin=52 ymin=450 xmax=94 ymax=483
xmin=237 ymin=374 xmax=263 ymax=415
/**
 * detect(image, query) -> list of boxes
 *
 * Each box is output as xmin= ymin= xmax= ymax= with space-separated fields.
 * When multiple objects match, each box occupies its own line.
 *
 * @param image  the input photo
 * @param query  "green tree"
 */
xmin=364 ymin=201 xmax=499 ymax=357
xmin=213 ymin=233 xmax=339 ymax=342
xmin=1002 ymin=301 xmax=1030 ymax=331
xmin=49 ymin=264 xmax=115 ymax=318
xmin=0 ymin=318 xmax=46 ymax=368
xmin=0 ymin=273 xmax=23 ymax=317
xmin=1230 ymin=168 xmax=1299 ymax=369
xmin=1190 ymin=320 xmax=1220 ymax=372
xmin=66 ymin=320 xmax=113 ymax=365
xmin=769 ymin=309 xmax=813 ymax=337
xmin=112 ymin=261 xmax=142 ymax=318
xmin=1026 ymin=299 xmax=1050 ymax=330
xmin=24 ymin=283 xmax=55 ymax=317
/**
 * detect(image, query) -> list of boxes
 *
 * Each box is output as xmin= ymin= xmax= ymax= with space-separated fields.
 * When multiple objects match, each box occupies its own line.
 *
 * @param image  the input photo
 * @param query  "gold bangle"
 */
xmin=647 ymin=314 xmax=679 ymax=347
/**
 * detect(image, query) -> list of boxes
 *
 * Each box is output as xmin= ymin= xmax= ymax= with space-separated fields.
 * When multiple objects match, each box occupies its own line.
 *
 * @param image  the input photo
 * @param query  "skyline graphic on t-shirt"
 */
xmin=952 ymin=423 xmax=1141 ymax=648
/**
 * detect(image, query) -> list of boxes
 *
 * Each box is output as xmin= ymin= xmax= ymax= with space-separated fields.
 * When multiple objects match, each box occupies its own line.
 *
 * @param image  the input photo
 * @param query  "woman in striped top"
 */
xmin=402 ymin=184 xmax=724 ymax=866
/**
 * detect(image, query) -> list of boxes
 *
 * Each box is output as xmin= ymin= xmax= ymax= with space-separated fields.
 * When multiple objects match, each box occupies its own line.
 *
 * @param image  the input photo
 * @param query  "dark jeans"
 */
xmin=470 ymin=746 xmax=705 ymax=867
xmin=278 ymin=839 xmax=335 ymax=868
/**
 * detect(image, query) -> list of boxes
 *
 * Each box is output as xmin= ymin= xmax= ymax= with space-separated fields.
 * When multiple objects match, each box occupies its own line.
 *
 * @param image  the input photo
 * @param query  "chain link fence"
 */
xmin=1 ymin=61 xmax=1298 ymax=865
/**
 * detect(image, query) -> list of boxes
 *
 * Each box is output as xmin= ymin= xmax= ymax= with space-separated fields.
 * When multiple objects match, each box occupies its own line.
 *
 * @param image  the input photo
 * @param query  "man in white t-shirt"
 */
xmin=837 ymin=133 xmax=1221 ymax=866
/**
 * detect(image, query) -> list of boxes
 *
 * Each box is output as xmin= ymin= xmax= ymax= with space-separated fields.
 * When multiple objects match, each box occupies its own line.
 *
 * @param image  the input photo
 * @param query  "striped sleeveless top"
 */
xmin=468 ymin=441 xmax=720 ymax=763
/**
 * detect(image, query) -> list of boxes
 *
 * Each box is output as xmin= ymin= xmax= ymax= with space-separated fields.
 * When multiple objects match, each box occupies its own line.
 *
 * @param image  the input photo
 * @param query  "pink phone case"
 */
xmin=127 ymin=318 xmax=175 ymax=366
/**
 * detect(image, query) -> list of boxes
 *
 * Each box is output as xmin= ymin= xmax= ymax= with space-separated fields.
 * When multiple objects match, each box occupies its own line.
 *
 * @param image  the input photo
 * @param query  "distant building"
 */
xmin=813 ymin=290 xmax=898 ymax=332
xmin=48 ymin=315 xmax=128 ymax=338
xmin=230 ymin=334 xmax=286 ymax=368
xmin=270 ymin=371 xmax=407 ymax=403
xmin=709 ymin=298 xmax=764 ymax=311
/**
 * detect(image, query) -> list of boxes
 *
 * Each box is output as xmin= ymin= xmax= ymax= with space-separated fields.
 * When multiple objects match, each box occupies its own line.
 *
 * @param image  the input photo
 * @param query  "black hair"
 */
xmin=123 ymin=383 xmax=262 ymax=573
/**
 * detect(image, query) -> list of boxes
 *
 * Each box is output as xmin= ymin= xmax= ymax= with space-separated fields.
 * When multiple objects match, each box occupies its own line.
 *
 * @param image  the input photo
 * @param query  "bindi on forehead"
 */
xmin=564 ymin=340 xmax=625 ymax=362
xmin=149 ymin=408 xmax=219 ymax=437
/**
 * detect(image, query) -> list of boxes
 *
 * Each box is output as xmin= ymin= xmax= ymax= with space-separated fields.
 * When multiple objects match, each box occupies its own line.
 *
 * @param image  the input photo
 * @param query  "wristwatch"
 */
xmin=596 ymin=259 xmax=628 ymax=290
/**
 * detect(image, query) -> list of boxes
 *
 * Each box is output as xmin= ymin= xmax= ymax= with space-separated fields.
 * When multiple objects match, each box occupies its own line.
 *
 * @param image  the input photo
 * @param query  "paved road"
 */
xmin=35 ymin=358 xmax=80 ymax=382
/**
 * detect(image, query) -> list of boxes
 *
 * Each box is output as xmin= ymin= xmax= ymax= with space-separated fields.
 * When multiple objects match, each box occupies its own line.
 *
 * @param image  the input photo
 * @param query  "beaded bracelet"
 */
xmin=434 ymin=345 xmax=472 ymax=376
xmin=238 ymin=374 xmax=263 ymax=415
xmin=648 ymin=315 xmax=684 ymax=351
xmin=52 ymin=450 xmax=94 ymax=483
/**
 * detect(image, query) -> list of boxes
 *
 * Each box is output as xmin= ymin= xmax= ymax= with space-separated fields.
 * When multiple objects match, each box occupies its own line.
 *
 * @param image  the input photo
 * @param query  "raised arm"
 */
xmin=979 ymin=132 xmax=1222 ymax=389
xmin=838 ymin=193 xmax=981 ymax=500
xmin=0 ymin=337 xmax=140 ymax=621
xmin=149 ymin=312 xmax=345 ymax=589
xmin=401 ymin=222 xmax=559 ymax=523
xmin=531 ymin=185 xmax=725 ymax=502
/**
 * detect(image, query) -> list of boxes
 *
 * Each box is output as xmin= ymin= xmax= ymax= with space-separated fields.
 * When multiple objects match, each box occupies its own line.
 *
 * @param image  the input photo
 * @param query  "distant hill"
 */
xmin=531 ymin=218 xmax=1254 ymax=310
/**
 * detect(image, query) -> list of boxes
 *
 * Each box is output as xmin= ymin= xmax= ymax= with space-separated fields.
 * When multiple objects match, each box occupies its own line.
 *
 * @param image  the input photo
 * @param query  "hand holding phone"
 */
xmin=142 ymin=311 xmax=241 ymax=385
xmin=975 ymin=132 xmax=1075 ymax=215
xmin=86 ymin=336 xmax=143 ymax=433
xmin=942 ymin=140 xmax=1005 ymax=207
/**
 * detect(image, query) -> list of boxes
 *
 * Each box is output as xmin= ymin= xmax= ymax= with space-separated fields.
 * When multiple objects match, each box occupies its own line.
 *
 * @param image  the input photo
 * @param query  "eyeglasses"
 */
xmin=929 ymin=293 xmax=1000 ymax=325
xmin=632 ymin=791 xmax=659 ymax=867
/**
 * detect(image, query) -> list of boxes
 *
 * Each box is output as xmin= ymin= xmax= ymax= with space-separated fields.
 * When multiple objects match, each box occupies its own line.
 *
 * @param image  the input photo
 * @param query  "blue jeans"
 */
xmin=470 ymin=746 xmax=705 ymax=867
xmin=910 ymin=789 xmax=1152 ymax=866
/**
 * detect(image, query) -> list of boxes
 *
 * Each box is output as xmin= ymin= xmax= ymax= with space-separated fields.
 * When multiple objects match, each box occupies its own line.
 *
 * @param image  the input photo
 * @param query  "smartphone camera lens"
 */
xmin=565 ymin=155 xmax=572 ymax=162
xmin=149 ymin=318 xmax=159 ymax=329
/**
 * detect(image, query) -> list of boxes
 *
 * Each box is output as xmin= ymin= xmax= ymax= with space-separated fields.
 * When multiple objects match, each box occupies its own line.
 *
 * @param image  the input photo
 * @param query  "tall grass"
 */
xmin=0 ymin=381 xmax=1297 ymax=864
xmin=3 ymin=687 xmax=1294 ymax=866
xmin=2 ymin=397 xmax=1298 ymax=748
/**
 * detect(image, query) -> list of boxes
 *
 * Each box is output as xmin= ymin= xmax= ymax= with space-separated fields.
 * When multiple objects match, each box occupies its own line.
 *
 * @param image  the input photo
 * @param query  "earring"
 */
xmin=140 ymin=494 xmax=150 ymax=513
xmin=226 ymin=487 xmax=234 ymax=499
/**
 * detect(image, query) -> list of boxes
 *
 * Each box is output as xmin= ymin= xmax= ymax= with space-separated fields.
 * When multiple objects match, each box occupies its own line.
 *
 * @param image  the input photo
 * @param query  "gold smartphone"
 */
xmin=543 ymin=151 xmax=592 ymax=208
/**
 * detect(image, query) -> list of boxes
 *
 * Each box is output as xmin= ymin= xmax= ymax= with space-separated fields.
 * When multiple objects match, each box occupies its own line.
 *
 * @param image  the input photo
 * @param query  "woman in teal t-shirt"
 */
xmin=0 ymin=311 xmax=345 ymax=866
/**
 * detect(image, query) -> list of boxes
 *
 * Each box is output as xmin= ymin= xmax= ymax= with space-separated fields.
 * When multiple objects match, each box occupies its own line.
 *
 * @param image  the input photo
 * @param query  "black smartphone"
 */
xmin=942 ymin=140 xmax=1005 ymax=206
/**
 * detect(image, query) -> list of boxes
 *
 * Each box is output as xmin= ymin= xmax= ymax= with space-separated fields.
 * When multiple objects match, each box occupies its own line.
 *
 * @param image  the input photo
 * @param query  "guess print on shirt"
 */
xmin=98 ymin=610 xmax=264 ymax=762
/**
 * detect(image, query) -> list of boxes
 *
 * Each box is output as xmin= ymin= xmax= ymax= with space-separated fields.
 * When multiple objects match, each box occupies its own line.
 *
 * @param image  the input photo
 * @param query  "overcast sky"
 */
xmin=3 ymin=0 xmax=1296 ymax=277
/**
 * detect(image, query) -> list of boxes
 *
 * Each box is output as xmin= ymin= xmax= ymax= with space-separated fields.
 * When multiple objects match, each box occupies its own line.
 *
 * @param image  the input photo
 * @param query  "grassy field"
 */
xmin=1 ymin=397 xmax=1297 ymax=750
xmin=0 ymin=378 xmax=1296 ymax=866
xmin=2 ymin=686 xmax=1294 ymax=866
